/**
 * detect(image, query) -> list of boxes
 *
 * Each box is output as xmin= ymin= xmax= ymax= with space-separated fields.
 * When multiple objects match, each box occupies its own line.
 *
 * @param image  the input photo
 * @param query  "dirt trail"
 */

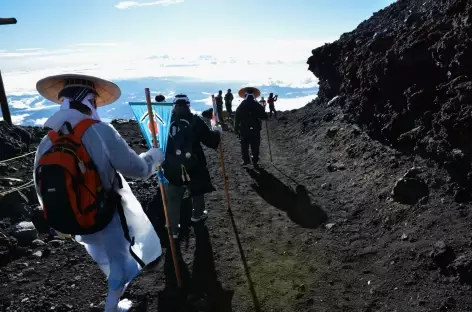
xmin=3 ymin=111 xmax=472 ymax=311
xmin=125 ymin=119 xmax=333 ymax=312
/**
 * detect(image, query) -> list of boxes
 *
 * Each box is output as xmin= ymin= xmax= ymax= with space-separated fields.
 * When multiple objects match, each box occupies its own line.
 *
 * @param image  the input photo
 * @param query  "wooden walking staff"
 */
xmin=212 ymin=95 xmax=231 ymax=212
xmin=0 ymin=18 xmax=17 ymax=125
xmin=144 ymin=88 xmax=183 ymax=289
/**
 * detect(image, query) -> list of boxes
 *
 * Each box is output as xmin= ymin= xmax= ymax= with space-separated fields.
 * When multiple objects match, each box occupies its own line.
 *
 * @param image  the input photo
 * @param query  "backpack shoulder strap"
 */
xmin=47 ymin=130 xmax=60 ymax=142
xmin=73 ymin=119 xmax=100 ymax=139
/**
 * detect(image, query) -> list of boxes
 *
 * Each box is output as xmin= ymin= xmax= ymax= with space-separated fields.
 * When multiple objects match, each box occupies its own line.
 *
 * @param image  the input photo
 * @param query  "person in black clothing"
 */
xmin=215 ymin=90 xmax=225 ymax=126
xmin=201 ymin=107 xmax=213 ymax=128
xmin=162 ymin=94 xmax=222 ymax=239
xmin=234 ymin=87 xmax=268 ymax=168
xmin=224 ymin=89 xmax=234 ymax=115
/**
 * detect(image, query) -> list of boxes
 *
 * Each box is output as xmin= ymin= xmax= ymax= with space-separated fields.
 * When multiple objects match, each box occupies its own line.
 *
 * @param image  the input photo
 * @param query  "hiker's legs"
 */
xmin=250 ymin=131 xmax=261 ymax=164
xmin=78 ymin=212 xmax=140 ymax=310
xmin=217 ymin=106 xmax=225 ymax=125
xmin=164 ymin=183 xmax=184 ymax=237
xmin=225 ymin=103 xmax=232 ymax=115
xmin=240 ymin=136 xmax=251 ymax=164
xmin=269 ymin=105 xmax=276 ymax=118
xmin=191 ymin=194 xmax=206 ymax=219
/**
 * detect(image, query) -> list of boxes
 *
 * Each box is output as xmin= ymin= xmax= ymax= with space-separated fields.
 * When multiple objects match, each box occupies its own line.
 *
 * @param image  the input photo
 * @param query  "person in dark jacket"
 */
xmin=215 ymin=90 xmax=225 ymax=126
xmin=224 ymin=89 xmax=234 ymax=115
xmin=162 ymin=94 xmax=222 ymax=239
xmin=234 ymin=87 xmax=268 ymax=167
xmin=267 ymin=93 xmax=278 ymax=119
xmin=201 ymin=107 xmax=213 ymax=128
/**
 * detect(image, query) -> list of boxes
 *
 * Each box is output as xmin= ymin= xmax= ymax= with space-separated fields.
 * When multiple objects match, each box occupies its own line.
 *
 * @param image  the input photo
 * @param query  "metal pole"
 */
xmin=0 ymin=71 xmax=12 ymax=125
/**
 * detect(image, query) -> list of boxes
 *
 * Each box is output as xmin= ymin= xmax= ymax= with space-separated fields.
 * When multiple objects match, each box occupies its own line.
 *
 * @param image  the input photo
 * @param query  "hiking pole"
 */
xmin=216 ymin=133 xmax=262 ymax=311
xmin=217 ymin=141 xmax=231 ymax=214
xmin=145 ymin=88 xmax=183 ymax=289
xmin=265 ymin=120 xmax=273 ymax=162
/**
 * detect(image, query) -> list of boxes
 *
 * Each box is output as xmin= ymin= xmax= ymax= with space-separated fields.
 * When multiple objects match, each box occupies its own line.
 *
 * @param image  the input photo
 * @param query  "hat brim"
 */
xmin=36 ymin=74 xmax=121 ymax=107
xmin=238 ymin=87 xmax=261 ymax=99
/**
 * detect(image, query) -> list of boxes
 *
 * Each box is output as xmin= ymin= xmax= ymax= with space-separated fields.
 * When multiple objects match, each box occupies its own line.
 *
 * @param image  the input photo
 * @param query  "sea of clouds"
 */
xmin=1 ymin=39 xmax=329 ymax=126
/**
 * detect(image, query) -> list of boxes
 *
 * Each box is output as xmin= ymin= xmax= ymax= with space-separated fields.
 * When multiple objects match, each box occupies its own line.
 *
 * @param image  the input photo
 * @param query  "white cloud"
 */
xmin=0 ymin=48 xmax=79 ymax=59
xmin=34 ymin=118 xmax=48 ymax=126
xmin=11 ymin=114 xmax=30 ymax=125
xmin=73 ymin=42 xmax=128 ymax=47
xmin=115 ymin=0 xmax=183 ymax=9
xmin=16 ymin=48 xmax=43 ymax=51
xmin=272 ymin=95 xmax=317 ymax=111
xmin=2 ymin=38 xmax=331 ymax=96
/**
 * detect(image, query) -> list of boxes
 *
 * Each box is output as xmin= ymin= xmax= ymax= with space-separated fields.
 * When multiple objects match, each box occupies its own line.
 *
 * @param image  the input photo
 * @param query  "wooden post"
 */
xmin=0 ymin=18 xmax=17 ymax=25
xmin=0 ymin=71 xmax=12 ymax=125
xmin=0 ymin=17 xmax=17 ymax=125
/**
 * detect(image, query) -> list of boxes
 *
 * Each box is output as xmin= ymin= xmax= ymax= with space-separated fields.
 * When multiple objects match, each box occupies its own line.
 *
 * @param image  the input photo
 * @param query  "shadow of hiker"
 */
xmin=157 ymin=240 xmax=193 ymax=312
xmin=246 ymin=168 xmax=328 ymax=228
xmin=190 ymin=224 xmax=234 ymax=312
xmin=157 ymin=225 xmax=234 ymax=312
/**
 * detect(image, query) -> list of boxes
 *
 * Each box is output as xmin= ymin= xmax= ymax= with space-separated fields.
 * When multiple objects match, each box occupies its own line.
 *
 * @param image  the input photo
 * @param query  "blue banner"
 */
xmin=128 ymin=102 xmax=173 ymax=153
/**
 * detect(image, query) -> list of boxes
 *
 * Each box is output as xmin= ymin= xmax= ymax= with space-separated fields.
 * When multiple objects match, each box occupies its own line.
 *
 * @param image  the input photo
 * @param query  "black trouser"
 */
xmin=217 ymin=105 xmax=225 ymax=125
xmin=269 ymin=105 xmax=277 ymax=118
xmin=225 ymin=102 xmax=232 ymax=115
xmin=241 ymin=130 xmax=261 ymax=164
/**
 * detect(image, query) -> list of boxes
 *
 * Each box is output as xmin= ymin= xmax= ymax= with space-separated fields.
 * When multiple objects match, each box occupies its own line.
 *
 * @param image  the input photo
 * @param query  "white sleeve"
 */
xmin=89 ymin=123 xmax=157 ymax=180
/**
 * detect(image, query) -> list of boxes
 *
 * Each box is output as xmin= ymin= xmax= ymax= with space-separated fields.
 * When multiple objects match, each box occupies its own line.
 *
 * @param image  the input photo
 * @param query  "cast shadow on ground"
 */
xmin=246 ymin=168 xmax=328 ymax=228
xmin=157 ymin=224 xmax=234 ymax=312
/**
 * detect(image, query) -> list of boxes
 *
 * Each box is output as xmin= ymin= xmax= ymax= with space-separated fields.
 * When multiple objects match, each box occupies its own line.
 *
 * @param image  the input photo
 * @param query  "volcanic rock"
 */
xmin=11 ymin=221 xmax=38 ymax=246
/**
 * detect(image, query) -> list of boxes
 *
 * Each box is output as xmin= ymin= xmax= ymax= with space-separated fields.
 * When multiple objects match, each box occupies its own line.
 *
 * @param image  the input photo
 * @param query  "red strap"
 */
xmin=47 ymin=130 xmax=59 ymax=142
xmin=72 ymin=119 xmax=100 ymax=139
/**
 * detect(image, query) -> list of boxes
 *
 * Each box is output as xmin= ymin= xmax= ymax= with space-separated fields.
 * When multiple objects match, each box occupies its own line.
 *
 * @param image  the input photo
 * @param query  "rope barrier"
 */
xmin=0 ymin=151 xmax=35 ymax=164
xmin=0 ymin=180 xmax=34 ymax=198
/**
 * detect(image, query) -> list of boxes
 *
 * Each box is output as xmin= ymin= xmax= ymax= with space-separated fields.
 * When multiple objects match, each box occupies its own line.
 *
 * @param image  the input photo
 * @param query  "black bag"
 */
xmin=164 ymin=116 xmax=200 ymax=185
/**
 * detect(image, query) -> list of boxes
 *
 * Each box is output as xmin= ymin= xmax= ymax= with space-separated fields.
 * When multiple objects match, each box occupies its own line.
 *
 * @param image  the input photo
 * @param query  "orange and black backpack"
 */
xmin=35 ymin=119 xmax=118 ymax=235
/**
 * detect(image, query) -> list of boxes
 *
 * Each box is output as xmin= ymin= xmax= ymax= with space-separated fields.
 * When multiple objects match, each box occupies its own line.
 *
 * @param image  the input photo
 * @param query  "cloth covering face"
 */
xmin=34 ymin=96 xmax=162 ymax=309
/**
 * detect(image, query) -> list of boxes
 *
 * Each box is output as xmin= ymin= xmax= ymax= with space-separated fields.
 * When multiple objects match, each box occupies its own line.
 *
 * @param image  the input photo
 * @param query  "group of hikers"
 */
xmin=212 ymin=88 xmax=279 ymax=124
xmin=31 ymin=73 xmax=277 ymax=311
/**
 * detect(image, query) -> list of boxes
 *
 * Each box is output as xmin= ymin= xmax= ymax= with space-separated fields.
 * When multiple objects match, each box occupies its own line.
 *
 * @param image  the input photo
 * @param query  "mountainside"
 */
xmin=307 ymin=0 xmax=472 ymax=200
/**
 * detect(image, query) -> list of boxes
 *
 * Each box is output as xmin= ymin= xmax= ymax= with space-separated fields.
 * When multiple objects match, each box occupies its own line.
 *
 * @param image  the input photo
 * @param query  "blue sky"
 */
xmin=1 ymin=0 xmax=395 ymax=50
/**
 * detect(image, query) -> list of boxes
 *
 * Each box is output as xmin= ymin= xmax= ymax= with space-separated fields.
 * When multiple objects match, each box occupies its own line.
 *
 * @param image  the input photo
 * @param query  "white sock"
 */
xmin=117 ymin=299 xmax=133 ymax=311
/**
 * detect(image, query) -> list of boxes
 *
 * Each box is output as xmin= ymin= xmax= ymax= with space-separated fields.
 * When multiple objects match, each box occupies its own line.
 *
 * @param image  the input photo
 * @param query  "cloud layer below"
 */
xmin=1 ymin=38 xmax=327 ymax=126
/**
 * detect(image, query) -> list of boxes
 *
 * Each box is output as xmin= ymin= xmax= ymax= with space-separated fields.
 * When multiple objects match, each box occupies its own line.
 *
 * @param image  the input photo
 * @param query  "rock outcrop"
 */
xmin=308 ymin=0 xmax=472 ymax=193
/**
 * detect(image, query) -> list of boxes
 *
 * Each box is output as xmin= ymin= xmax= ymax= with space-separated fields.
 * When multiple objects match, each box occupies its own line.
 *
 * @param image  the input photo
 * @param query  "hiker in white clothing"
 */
xmin=33 ymin=74 xmax=164 ymax=312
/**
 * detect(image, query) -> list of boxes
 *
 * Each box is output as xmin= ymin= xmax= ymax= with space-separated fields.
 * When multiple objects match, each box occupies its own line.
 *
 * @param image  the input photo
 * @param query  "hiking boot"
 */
xmin=191 ymin=213 xmax=208 ymax=223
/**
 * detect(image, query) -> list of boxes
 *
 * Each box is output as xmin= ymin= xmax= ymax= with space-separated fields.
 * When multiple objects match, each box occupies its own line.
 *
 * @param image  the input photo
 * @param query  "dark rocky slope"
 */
xmin=307 ymin=0 xmax=472 ymax=201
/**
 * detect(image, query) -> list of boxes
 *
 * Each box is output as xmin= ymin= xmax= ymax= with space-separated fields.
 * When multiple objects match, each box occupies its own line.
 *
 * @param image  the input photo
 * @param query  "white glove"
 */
xmin=147 ymin=147 xmax=165 ymax=165
xmin=212 ymin=125 xmax=222 ymax=134
xmin=140 ymin=147 xmax=165 ymax=169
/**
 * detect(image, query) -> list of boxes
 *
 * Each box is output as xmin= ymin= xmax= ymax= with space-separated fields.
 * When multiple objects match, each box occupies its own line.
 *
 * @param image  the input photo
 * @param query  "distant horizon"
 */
xmin=0 ymin=0 xmax=396 ymax=125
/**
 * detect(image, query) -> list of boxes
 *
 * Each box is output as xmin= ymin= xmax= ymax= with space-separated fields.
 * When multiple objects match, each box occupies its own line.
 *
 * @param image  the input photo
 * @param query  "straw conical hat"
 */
xmin=36 ymin=74 xmax=121 ymax=107
xmin=238 ymin=86 xmax=261 ymax=99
